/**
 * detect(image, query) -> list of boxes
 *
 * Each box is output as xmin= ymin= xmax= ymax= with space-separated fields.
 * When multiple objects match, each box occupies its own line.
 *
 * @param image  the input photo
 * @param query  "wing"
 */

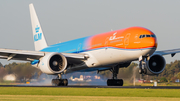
xmin=0 ymin=48 xmax=88 ymax=62
xmin=154 ymin=48 xmax=180 ymax=57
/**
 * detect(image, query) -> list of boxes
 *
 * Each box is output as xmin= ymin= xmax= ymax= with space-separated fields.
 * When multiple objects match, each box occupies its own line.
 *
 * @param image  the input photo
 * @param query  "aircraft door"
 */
xmin=134 ymin=34 xmax=141 ymax=49
xmin=124 ymin=33 xmax=131 ymax=48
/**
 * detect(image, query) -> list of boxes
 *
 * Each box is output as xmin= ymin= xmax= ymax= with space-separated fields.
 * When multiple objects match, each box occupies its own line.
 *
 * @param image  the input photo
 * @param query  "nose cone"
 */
xmin=139 ymin=33 xmax=157 ymax=49
xmin=140 ymin=34 xmax=157 ymax=56
xmin=143 ymin=35 xmax=157 ymax=50
xmin=154 ymin=40 xmax=158 ymax=48
xmin=150 ymin=37 xmax=157 ymax=49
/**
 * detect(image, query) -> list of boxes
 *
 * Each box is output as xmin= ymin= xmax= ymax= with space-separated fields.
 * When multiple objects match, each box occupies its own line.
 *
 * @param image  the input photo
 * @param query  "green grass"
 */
xmin=0 ymin=87 xmax=180 ymax=97
xmin=1 ymin=95 xmax=180 ymax=101
xmin=0 ymin=87 xmax=180 ymax=101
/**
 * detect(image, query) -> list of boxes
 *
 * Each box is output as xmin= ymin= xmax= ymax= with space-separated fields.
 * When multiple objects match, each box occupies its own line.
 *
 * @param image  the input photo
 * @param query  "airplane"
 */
xmin=0 ymin=3 xmax=180 ymax=86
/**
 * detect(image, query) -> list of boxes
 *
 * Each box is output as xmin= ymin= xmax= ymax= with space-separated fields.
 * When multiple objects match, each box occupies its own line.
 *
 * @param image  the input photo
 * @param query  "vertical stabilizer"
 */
xmin=29 ymin=3 xmax=48 ymax=51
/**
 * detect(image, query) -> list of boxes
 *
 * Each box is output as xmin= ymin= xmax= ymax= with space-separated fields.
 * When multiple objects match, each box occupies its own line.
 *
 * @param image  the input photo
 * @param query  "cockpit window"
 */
xmin=151 ymin=35 xmax=156 ymax=37
xmin=139 ymin=34 xmax=156 ymax=38
xmin=146 ymin=35 xmax=151 ymax=37
xmin=139 ymin=35 xmax=142 ymax=38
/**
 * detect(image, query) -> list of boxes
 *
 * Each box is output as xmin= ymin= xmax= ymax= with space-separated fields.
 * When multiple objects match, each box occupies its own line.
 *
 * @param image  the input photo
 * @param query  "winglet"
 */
xmin=29 ymin=3 xmax=48 ymax=51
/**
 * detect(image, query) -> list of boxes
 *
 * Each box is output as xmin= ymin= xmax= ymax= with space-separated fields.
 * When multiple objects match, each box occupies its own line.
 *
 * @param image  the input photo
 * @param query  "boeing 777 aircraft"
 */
xmin=0 ymin=3 xmax=180 ymax=86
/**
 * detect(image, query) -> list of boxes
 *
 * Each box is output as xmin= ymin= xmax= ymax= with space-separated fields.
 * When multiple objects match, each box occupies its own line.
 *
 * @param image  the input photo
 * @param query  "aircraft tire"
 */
xmin=139 ymin=69 xmax=143 ymax=74
xmin=52 ymin=79 xmax=68 ymax=86
xmin=107 ymin=79 xmax=123 ymax=86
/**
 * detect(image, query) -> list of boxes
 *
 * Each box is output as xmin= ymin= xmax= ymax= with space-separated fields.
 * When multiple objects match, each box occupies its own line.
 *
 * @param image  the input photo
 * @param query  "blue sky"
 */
xmin=0 ymin=0 xmax=180 ymax=64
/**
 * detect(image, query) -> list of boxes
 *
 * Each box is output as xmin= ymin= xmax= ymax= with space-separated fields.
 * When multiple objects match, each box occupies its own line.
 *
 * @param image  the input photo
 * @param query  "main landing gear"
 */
xmin=52 ymin=74 xmax=68 ymax=86
xmin=52 ymin=66 xmax=123 ymax=86
xmin=107 ymin=66 xmax=123 ymax=86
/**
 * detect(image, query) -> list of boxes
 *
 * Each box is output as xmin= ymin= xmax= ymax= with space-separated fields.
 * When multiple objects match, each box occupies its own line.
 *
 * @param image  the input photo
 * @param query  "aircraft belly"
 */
xmin=83 ymin=48 xmax=155 ymax=66
xmin=66 ymin=63 xmax=89 ymax=73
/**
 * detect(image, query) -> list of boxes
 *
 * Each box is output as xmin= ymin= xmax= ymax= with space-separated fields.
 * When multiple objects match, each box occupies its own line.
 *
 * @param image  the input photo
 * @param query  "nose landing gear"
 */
xmin=139 ymin=56 xmax=147 ymax=74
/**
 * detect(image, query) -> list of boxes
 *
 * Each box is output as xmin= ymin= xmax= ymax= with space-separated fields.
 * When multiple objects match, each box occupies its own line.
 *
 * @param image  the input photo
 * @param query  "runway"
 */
xmin=0 ymin=85 xmax=180 ymax=89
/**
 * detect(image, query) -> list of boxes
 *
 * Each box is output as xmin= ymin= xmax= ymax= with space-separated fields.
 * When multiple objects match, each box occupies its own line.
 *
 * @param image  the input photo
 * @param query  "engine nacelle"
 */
xmin=38 ymin=52 xmax=68 ymax=74
xmin=144 ymin=54 xmax=166 ymax=75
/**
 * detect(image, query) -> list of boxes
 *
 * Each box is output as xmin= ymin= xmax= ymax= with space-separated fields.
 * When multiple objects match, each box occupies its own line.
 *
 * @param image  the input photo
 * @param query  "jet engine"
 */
xmin=142 ymin=54 xmax=166 ymax=75
xmin=38 ymin=52 xmax=68 ymax=74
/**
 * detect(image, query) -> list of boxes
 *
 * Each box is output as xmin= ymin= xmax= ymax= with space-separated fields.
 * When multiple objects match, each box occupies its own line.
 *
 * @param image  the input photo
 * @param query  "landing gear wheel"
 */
xmin=107 ymin=79 xmax=123 ymax=86
xmin=52 ymin=79 xmax=68 ymax=86
xmin=143 ymin=68 xmax=147 ymax=74
xmin=139 ymin=69 xmax=143 ymax=74
xmin=107 ymin=66 xmax=123 ymax=86
xmin=139 ymin=66 xmax=147 ymax=74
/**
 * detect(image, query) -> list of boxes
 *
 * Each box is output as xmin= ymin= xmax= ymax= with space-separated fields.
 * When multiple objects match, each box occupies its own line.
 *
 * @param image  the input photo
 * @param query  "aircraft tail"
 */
xmin=29 ymin=3 xmax=48 ymax=51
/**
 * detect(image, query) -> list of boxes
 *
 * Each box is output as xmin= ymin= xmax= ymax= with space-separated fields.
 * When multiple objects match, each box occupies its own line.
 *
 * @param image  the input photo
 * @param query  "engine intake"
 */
xmin=38 ymin=53 xmax=67 ymax=74
xmin=145 ymin=54 xmax=166 ymax=75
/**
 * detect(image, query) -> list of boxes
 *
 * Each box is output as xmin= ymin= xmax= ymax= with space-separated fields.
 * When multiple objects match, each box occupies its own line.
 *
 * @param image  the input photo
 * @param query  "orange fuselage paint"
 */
xmin=88 ymin=27 xmax=157 ymax=50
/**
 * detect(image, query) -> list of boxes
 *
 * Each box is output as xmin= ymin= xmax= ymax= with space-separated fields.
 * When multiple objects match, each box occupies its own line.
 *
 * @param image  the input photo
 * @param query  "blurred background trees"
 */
xmin=0 ymin=62 xmax=40 ymax=82
xmin=0 ymin=60 xmax=180 ymax=83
